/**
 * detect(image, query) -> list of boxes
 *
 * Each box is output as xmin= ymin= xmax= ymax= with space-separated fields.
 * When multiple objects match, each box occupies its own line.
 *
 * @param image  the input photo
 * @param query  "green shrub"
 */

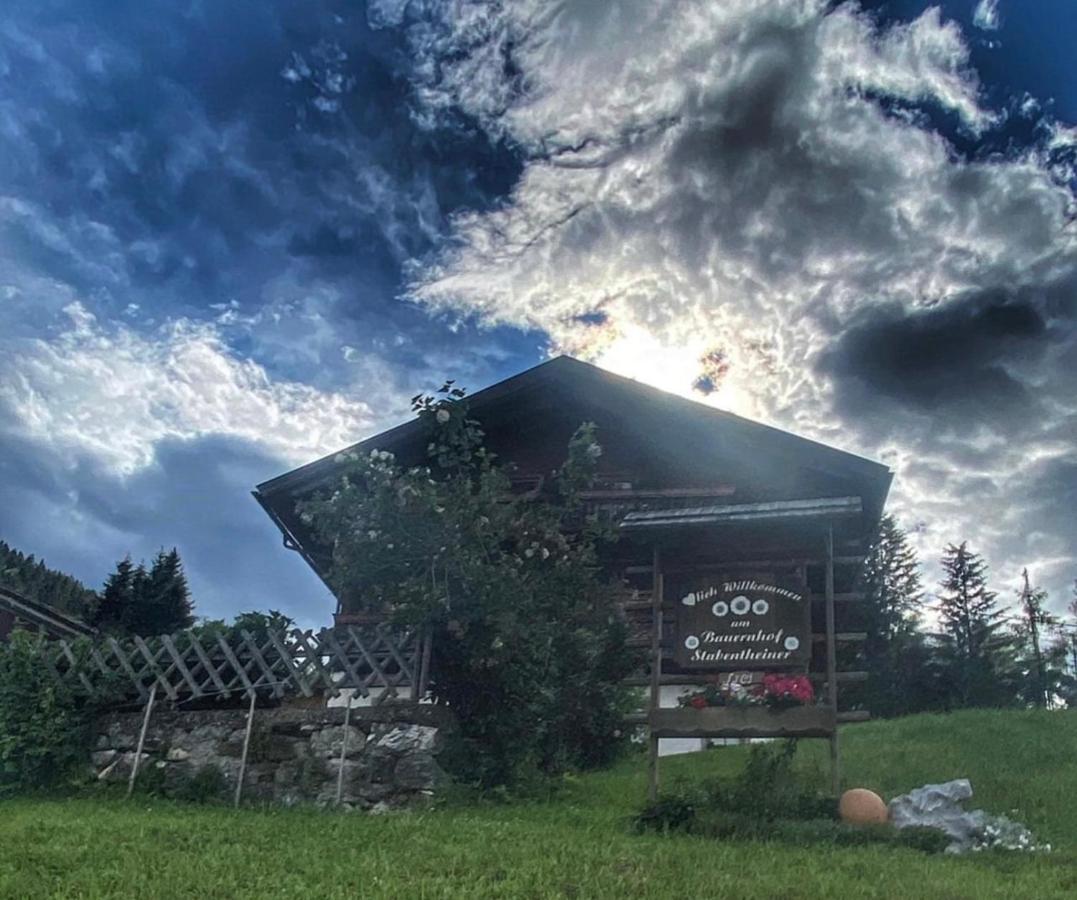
xmin=0 ymin=630 xmax=94 ymax=792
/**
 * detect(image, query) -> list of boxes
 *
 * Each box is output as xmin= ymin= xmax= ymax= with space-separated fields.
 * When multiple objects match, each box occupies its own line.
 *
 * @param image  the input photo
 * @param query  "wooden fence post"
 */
xmin=412 ymin=629 xmax=433 ymax=702
xmin=126 ymin=682 xmax=158 ymax=799
xmin=335 ymin=695 xmax=353 ymax=806
xmin=234 ymin=690 xmax=257 ymax=809
xmin=824 ymin=524 xmax=841 ymax=795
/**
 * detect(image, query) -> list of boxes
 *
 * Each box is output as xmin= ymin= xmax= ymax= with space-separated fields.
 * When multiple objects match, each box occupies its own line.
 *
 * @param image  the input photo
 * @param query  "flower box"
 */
xmin=649 ymin=704 xmax=836 ymax=739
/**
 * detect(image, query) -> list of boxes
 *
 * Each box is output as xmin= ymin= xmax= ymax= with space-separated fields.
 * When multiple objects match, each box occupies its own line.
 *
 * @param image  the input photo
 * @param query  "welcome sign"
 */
xmin=673 ymin=575 xmax=810 ymax=670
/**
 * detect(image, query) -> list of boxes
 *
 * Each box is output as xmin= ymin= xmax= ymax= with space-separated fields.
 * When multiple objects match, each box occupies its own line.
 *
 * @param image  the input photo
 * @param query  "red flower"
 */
xmin=690 ymin=695 xmax=708 ymax=709
xmin=761 ymin=673 xmax=814 ymax=706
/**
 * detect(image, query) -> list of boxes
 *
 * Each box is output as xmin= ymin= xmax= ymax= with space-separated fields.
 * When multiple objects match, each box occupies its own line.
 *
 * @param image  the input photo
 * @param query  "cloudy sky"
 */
xmin=1 ymin=0 xmax=1074 ymax=625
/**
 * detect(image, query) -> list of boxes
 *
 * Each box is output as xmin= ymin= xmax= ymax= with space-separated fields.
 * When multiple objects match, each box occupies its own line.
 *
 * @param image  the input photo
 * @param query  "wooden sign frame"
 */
xmin=646 ymin=525 xmax=842 ymax=802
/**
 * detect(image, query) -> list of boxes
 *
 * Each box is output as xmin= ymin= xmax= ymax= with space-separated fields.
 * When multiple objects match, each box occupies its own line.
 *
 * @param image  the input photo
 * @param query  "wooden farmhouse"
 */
xmin=254 ymin=356 xmax=892 ymax=771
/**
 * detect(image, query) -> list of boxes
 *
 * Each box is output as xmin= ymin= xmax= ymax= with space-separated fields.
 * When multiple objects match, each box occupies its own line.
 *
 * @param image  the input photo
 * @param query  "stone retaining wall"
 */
xmin=92 ymin=703 xmax=455 ymax=810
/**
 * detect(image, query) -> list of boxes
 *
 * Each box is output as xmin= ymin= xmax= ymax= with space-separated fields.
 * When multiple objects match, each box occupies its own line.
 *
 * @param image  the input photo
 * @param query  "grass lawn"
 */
xmin=1 ymin=709 xmax=1075 ymax=898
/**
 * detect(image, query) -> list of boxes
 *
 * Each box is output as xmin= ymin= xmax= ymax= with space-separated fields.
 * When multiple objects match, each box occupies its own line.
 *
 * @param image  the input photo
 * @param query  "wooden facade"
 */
xmin=255 ymin=356 xmax=892 ymax=791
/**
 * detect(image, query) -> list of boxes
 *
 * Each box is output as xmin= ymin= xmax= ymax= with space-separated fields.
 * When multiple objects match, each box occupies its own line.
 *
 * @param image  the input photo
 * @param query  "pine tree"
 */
xmin=856 ymin=515 xmax=935 ymax=716
xmin=122 ymin=562 xmax=152 ymax=635
xmin=92 ymin=556 xmax=137 ymax=633
xmin=92 ymin=550 xmax=195 ymax=636
xmin=935 ymin=543 xmax=1015 ymax=708
xmin=1014 ymin=569 xmax=1056 ymax=708
xmin=142 ymin=549 xmax=194 ymax=634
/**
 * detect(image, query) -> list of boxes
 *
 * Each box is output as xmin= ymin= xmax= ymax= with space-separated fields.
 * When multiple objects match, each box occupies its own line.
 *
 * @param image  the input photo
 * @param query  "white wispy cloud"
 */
xmin=0 ymin=302 xmax=375 ymax=475
xmin=394 ymin=0 xmax=1077 ymax=604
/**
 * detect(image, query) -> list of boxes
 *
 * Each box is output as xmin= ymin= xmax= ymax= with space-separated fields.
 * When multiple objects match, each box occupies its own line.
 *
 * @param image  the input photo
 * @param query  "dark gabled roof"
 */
xmin=258 ymin=355 xmax=889 ymax=493
xmin=0 ymin=585 xmax=96 ymax=640
xmin=254 ymin=355 xmax=892 ymax=580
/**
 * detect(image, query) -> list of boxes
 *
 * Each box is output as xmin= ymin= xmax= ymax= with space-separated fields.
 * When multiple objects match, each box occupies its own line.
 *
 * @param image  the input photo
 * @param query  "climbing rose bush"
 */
xmin=300 ymin=383 xmax=639 ymax=788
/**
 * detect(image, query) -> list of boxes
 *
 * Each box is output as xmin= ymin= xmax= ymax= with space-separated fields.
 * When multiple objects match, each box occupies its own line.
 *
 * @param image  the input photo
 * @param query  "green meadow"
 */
xmin=1 ymin=709 xmax=1074 ymax=899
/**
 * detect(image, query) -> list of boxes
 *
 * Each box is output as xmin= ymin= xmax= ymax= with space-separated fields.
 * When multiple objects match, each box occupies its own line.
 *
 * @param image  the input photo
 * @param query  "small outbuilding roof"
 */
xmin=0 ymin=585 xmax=96 ymax=641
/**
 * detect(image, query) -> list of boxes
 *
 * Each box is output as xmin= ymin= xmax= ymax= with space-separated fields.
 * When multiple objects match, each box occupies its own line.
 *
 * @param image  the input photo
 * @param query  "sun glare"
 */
xmin=594 ymin=327 xmax=754 ymax=418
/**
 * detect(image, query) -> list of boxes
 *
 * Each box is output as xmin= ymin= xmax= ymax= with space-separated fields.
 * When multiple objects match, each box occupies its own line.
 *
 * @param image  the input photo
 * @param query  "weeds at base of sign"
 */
xmin=632 ymin=741 xmax=949 ymax=855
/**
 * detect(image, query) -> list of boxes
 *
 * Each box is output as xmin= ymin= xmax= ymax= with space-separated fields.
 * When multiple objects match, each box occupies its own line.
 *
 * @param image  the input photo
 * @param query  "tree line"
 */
xmin=851 ymin=516 xmax=1077 ymax=715
xmin=0 ymin=541 xmax=97 ymax=616
xmin=0 ymin=541 xmax=194 ymax=637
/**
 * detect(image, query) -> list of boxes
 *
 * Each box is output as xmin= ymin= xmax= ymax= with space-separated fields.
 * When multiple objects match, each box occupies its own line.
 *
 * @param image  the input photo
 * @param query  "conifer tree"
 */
xmin=122 ymin=562 xmax=152 ymax=634
xmin=855 ymin=515 xmax=935 ymax=716
xmin=1014 ymin=569 xmax=1056 ymax=708
xmin=92 ymin=550 xmax=194 ymax=636
xmin=92 ymin=556 xmax=137 ymax=633
xmin=143 ymin=549 xmax=194 ymax=634
xmin=935 ymin=542 xmax=1015 ymax=708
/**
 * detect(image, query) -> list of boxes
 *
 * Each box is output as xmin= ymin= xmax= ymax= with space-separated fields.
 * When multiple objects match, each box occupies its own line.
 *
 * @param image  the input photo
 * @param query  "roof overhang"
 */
xmin=619 ymin=496 xmax=863 ymax=531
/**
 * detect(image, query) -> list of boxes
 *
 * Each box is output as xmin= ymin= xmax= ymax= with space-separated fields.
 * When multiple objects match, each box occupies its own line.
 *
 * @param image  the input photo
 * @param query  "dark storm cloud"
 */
xmin=823 ymin=292 xmax=1056 ymax=427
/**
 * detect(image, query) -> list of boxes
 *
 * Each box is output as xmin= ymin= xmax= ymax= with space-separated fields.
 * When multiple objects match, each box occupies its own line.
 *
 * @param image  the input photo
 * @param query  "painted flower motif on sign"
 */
xmin=711 ymin=600 xmax=729 ymax=617
xmin=684 ymin=635 xmax=700 ymax=650
xmin=730 ymin=595 xmax=751 ymax=615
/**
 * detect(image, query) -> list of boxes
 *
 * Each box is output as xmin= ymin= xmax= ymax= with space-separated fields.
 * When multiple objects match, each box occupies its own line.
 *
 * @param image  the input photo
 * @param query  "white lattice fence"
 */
xmin=45 ymin=625 xmax=429 ymax=705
